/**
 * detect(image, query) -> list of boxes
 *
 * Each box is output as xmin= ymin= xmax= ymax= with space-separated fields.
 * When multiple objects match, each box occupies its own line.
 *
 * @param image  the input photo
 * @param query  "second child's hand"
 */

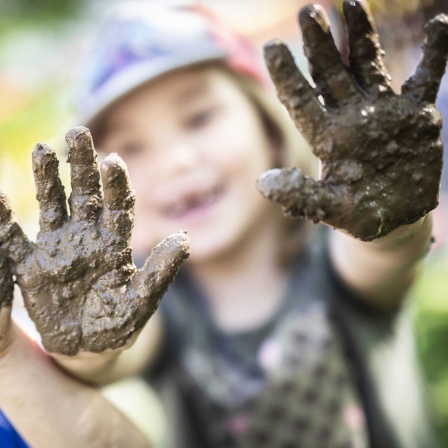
xmin=0 ymin=127 xmax=189 ymax=356
xmin=258 ymin=0 xmax=448 ymax=241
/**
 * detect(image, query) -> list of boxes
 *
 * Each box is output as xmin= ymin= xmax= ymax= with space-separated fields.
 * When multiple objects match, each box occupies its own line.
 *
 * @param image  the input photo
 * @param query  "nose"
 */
xmin=155 ymin=141 xmax=201 ymax=177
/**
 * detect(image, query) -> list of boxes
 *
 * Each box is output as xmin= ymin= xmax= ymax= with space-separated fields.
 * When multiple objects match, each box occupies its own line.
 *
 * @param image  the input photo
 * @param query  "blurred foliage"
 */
xmin=0 ymin=0 xmax=85 ymax=231
xmin=0 ymin=0 xmax=86 ymax=26
xmin=0 ymin=87 xmax=68 ymax=226
xmin=414 ymin=252 xmax=448 ymax=445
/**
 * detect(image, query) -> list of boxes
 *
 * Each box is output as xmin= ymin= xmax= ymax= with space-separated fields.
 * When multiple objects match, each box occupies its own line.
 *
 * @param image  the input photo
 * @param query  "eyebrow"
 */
xmin=102 ymin=120 xmax=130 ymax=137
xmin=103 ymin=73 xmax=215 ymax=134
xmin=173 ymin=75 xmax=213 ymax=105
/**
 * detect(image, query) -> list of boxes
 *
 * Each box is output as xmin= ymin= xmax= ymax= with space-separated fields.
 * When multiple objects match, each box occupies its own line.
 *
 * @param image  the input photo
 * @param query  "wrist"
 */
xmin=52 ymin=349 xmax=122 ymax=385
xmin=368 ymin=213 xmax=433 ymax=254
xmin=49 ymin=325 xmax=142 ymax=385
xmin=329 ymin=213 xmax=434 ymax=310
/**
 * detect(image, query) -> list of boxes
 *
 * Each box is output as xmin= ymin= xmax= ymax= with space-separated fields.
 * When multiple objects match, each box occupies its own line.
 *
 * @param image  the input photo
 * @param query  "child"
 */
xmin=0 ymin=1 xmax=447 ymax=447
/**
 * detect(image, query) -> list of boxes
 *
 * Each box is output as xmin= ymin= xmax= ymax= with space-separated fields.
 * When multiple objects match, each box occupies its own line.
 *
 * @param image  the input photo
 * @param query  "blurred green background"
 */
xmin=1 ymin=0 xmax=448 ymax=445
xmin=414 ymin=250 xmax=448 ymax=445
xmin=0 ymin=0 xmax=91 ymax=236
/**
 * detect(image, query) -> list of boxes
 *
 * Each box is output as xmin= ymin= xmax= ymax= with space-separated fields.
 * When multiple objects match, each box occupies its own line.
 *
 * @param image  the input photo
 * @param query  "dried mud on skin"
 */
xmin=258 ymin=0 xmax=448 ymax=241
xmin=0 ymin=250 xmax=13 ymax=309
xmin=0 ymin=127 xmax=189 ymax=355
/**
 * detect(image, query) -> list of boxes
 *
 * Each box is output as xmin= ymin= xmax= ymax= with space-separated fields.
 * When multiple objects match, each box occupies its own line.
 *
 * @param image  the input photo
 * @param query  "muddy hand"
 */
xmin=258 ymin=0 xmax=448 ymax=241
xmin=0 ymin=127 xmax=189 ymax=355
xmin=0 ymin=242 xmax=14 ymax=354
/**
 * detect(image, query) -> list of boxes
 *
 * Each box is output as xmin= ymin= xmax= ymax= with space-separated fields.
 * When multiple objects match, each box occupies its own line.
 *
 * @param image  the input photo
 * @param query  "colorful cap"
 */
xmin=77 ymin=3 xmax=269 ymax=127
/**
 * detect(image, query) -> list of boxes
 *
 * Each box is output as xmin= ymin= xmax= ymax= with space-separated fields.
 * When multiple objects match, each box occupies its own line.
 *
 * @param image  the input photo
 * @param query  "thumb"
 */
xmin=129 ymin=231 xmax=189 ymax=316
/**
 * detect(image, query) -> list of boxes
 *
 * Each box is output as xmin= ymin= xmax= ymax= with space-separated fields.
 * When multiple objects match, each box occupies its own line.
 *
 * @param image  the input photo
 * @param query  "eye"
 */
xmin=184 ymin=106 xmax=218 ymax=131
xmin=117 ymin=142 xmax=144 ymax=158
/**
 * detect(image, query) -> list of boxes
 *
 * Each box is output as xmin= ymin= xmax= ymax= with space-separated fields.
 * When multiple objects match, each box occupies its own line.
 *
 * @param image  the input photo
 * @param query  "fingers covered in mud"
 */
xmin=100 ymin=153 xmax=135 ymax=240
xmin=66 ymin=127 xmax=102 ymax=223
xmin=0 ymin=249 xmax=15 ymax=354
xmin=0 ymin=192 xmax=15 ymax=239
xmin=2 ymin=127 xmax=190 ymax=355
xmin=263 ymin=40 xmax=325 ymax=141
xmin=0 ymin=192 xmax=32 ymax=265
xmin=299 ymin=5 xmax=358 ymax=108
xmin=0 ymin=251 xmax=13 ymax=309
xmin=260 ymin=0 xmax=446 ymax=240
xmin=342 ymin=0 xmax=392 ymax=94
xmin=33 ymin=144 xmax=68 ymax=232
xmin=402 ymin=14 xmax=448 ymax=104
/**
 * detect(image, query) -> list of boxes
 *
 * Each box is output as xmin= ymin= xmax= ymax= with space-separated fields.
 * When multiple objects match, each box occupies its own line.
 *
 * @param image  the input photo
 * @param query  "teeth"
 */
xmin=166 ymin=187 xmax=220 ymax=218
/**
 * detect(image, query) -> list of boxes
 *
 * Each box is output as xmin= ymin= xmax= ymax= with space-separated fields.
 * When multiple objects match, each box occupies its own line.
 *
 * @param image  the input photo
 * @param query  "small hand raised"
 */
xmin=258 ymin=0 xmax=448 ymax=240
xmin=0 ymin=127 xmax=189 ymax=355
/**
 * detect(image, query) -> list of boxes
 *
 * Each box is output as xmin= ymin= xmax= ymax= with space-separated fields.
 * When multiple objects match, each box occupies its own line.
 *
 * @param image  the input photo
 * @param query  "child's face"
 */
xmin=99 ymin=66 xmax=278 ymax=262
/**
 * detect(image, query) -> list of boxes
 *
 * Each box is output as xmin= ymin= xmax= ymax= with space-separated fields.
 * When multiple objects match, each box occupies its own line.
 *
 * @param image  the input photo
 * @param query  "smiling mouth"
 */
xmin=163 ymin=185 xmax=224 ymax=220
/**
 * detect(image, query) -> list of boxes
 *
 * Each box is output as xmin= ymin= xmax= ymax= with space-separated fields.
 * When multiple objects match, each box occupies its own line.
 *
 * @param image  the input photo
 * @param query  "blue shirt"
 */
xmin=0 ymin=410 xmax=28 ymax=448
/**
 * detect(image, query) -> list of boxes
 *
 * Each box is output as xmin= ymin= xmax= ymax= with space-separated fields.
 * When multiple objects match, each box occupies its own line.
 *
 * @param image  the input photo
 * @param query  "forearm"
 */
xmin=0 ymin=324 xmax=152 ymax=448
xmin=329 ymin=214 xmax=433 ymax=309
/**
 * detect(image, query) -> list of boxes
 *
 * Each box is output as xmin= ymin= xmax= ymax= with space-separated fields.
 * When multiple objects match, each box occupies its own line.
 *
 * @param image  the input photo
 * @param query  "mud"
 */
xmin=0 ymin=127 xmax=189 ymax=355
xmin=0 ymin=250 xmax=13 ymax=309
xmin=258 ymin=0 xmax=448 ymax=241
